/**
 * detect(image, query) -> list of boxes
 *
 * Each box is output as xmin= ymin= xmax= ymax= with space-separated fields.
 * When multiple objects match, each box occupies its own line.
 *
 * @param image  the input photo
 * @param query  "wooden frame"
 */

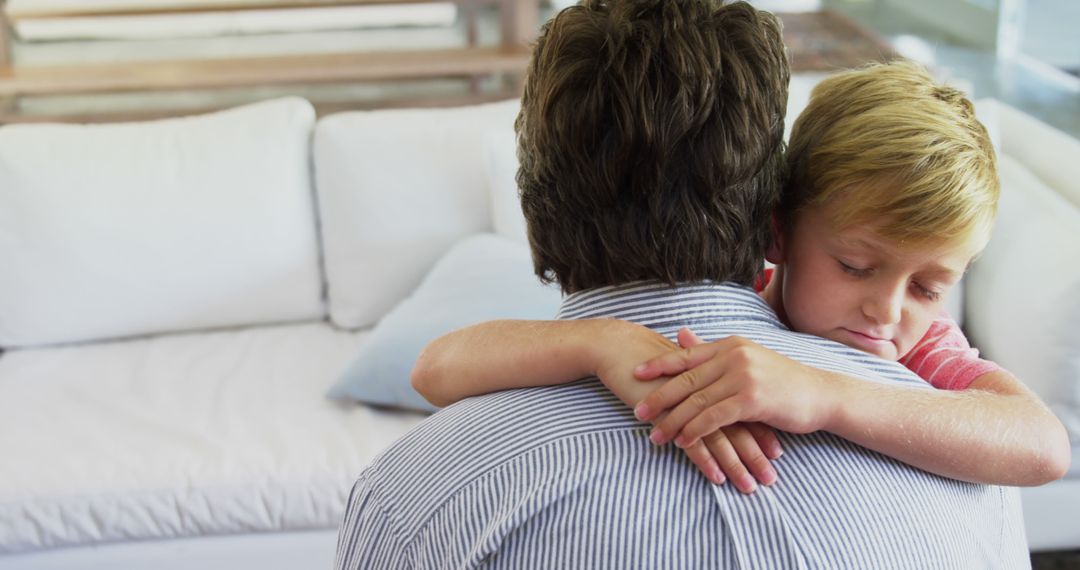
xmin=3 ymin=0 xmax=538 ymax=45
xmin=7 ymin=0 xmax=479 ymax=20
xmin=1 ymin=47 xmax=531 ymax=96
xmin=0 ymin=1 xmax=13 ymax=113
xmin=0 ymin=0 xmax=539 ymax=122
xmin=0 ymin=0 xmax=12 ymax=67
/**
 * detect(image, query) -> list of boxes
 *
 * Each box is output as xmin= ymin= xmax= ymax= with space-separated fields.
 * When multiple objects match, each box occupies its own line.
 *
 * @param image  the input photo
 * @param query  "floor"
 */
xmin=777 ymin=10 xmax=895 ymax=72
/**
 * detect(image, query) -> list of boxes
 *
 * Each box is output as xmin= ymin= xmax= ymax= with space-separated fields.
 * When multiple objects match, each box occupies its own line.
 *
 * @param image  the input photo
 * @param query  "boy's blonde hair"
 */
xmin=781 ymin=59 xmax=998 ymax=250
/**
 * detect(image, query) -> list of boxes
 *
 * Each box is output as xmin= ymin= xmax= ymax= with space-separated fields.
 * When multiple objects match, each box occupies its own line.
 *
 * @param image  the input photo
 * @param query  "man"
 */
xmin=336 ymin=1 xmax=1028 ymax=567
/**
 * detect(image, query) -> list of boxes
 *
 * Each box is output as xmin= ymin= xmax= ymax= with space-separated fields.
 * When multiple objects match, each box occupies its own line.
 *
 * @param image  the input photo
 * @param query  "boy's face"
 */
xmin=768 ymin=200 xmax=975 ymax=361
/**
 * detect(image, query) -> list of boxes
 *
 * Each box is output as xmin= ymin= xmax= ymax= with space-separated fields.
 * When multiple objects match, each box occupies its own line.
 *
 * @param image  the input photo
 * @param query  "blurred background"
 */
xmin=0 ymin=0 xmax=1076 ymax=137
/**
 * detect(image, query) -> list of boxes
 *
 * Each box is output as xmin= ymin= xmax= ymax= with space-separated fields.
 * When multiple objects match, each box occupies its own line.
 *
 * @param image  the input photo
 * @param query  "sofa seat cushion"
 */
xmin=0 ymin=323 xmax=427 ymax=553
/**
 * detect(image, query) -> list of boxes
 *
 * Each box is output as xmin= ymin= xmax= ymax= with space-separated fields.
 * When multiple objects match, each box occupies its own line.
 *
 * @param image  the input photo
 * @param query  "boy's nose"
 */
xmin=863 ymin=284 xmax=904 ymax=326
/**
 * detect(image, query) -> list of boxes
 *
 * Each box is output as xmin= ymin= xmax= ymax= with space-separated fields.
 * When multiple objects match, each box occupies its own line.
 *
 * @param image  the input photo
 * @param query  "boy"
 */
xmin=412 ymin=61 xmax=1071 ymax=494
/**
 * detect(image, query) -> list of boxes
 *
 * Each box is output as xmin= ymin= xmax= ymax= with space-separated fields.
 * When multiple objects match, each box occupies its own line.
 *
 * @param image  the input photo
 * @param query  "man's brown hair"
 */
xmin=516 ymin=0 xmax=790 ymax=293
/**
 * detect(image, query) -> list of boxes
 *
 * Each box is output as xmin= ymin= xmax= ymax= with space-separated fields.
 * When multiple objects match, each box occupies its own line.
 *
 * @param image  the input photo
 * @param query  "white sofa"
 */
xmin=0 ymin=75 xmax=1077 ymax=568
xmin=965 ymin=99 xmax=1080 ymax=553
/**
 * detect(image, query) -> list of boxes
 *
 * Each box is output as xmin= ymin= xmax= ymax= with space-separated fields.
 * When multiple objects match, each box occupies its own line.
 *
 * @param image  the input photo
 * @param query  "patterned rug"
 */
xmin=777 ymin=10 xmax=897 ymax=72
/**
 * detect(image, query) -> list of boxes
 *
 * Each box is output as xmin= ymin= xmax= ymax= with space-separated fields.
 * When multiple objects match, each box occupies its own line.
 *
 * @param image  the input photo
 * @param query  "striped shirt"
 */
xmin=335 ymin=282 xmax=1028 ymax=569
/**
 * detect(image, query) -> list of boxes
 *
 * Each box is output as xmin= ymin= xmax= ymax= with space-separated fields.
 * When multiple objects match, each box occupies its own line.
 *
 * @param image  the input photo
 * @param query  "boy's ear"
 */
xmin=765 ymin=210 xmax=785 ymax=264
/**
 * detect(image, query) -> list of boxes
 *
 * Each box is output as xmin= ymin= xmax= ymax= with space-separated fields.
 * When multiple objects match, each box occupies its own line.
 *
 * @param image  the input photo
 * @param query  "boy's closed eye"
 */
xmin=912 ymin=271 xmax=962 ymax=304
xmin=911 ymin=281 xmax=942 ymax=302
xmin=837 ymin=259 xmax=872 ymax=277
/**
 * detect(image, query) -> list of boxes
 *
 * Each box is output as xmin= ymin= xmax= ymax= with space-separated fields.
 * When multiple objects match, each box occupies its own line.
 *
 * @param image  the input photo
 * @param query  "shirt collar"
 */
xmin=556 ymin=281 xmax=783 ymax=330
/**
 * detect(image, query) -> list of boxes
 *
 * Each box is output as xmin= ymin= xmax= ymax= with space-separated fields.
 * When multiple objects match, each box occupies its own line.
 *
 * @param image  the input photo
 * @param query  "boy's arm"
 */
xmin=822 ymin=368 xmax=1070 ymax=485
xmin=636 ymin=334 xmax=1072 ymax=486
xmin=411 ymin=319 xmax=674 ymax=407
xmin=413 ymin=319 xmax=785 ymax=492
xmin=830 ymin=316 xmax=1070 ymax=484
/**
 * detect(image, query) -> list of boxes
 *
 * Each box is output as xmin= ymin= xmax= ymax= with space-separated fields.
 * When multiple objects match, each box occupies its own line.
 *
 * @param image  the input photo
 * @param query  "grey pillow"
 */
xmin=328 ymin=234 xmax=563 ymax=412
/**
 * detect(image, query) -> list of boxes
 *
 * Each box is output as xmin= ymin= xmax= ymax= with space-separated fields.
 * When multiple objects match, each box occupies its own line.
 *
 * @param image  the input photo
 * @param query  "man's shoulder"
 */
xmin=354 ymin=380 xmax=649 ymax=543
xmin=363 ymin=382 xmax=637 ymax=492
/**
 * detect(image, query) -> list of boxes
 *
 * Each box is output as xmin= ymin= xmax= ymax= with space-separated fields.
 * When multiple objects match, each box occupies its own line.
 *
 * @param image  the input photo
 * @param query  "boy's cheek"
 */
xmin=895 ymin=318 xmax=933 ymax=357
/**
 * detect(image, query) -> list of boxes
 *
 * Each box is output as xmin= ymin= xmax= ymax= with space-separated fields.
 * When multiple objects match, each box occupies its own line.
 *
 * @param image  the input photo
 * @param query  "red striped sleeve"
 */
xmin=900 ymin=315 xmax=1001 ymax=390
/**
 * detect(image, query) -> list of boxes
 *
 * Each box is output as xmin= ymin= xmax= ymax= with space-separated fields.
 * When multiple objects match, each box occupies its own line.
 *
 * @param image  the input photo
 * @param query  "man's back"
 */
xmin=336 ymin=283 xmax=1028 ymax=569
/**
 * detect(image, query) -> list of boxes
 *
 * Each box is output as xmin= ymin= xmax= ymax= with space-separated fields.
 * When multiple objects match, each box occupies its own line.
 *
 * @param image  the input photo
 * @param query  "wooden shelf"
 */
xmin=6 ymin=0 xmax=457 ymax=20
xmin=0 ymin=46 xmax=531 ymax=96
xmin=0 ymin=0 xmax=539 ymax=122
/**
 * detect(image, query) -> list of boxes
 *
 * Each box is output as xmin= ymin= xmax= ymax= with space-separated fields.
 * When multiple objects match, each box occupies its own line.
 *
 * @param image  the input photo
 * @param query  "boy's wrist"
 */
xmin=579 ymin=318 xmax=634 ymax=378
xmin=815 ymin=368 xmax=856 ymax=435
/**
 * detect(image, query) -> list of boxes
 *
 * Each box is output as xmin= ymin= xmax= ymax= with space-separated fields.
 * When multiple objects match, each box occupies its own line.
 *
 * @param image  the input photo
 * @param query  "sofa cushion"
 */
xmin=328 ymin=234 xmax=563 ymax=412
xmin=484 ymin=129 xmax=530 ymax=246
xmin=977 ymin=99 xmax=1080 ymax=209
xmin=0 ymin=98 xmax=324 ymax=348
xmin=965 ymin=152 xmax=1080 ymax=442
xmin=313 ymin=99 xmax=521 ymax=329
xmin=0 ymin=322 xmax=427 ymax=553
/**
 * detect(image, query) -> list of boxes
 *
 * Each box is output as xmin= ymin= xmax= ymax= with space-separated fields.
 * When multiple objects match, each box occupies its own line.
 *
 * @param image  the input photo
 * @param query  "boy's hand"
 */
xmin=633 ymin=328 xmax=837 ymax=448
xmin=682 ymin=422 xmax=782 ymax=493
xmin=588 ymin=320 xmax=679 ymax=405
xmin=655 ymin=328 xmax=783 ymax=493
xmin=591 ymin=323 xmax=784 ymax=493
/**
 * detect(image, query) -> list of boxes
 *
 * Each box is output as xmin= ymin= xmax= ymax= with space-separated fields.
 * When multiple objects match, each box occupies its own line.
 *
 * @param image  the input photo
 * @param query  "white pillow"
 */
xmin=483 ymin=129 xmax=529 ymax=246
xmin=977 ymin=99 xmax=1080 ymax=209
xmin=0 ymin=98 xmax=323 ymax=348
xmin=327 ymin=234 xmax=562 ymax=412
xmin=965 ymin=153 xmax=1080 ymax=442
xmin=313 ymin=99 xmax=522 ymax=329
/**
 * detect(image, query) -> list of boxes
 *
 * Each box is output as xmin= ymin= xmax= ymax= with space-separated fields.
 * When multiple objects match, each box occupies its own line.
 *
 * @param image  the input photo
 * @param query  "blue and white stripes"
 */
xmin=336 ymin=282 xmax=1028 ymax=569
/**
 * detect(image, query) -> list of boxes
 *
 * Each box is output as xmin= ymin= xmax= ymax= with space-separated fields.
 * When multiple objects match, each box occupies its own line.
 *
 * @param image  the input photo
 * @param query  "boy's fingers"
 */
xmin=647 ymin=374 xmax=735 ymax=440
xmin=632 ymin=351 xmax=694 ymax=381
xmin=727 ymin=424 xmax=778 ymax=486
xmin=632 ymin=360 xmax=671 ymax=381
xmin=634 ymin=341 xmax=725 ymax=382
xmin=677 ymin=399 xmax=741 ymax=446
xmin=745 ymin=422 xmax=784 ymax=459
xmin=683 ymin=441 xmax=725 ymax=485
xmin=677 ymin=327 xmax=706 ymax=348
xmin=636 ymin=357 xmax=730 ymax=422
xmin=648 ymin=399 xmax=698 ymax=445
xmin=702 ymin=430 xmax=757 ymax=494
